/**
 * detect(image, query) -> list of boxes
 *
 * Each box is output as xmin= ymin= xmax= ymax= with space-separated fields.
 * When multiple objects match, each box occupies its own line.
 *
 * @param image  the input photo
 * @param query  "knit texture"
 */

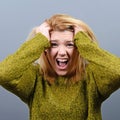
xmin=0 ymin=32 xmax=120 ymax=120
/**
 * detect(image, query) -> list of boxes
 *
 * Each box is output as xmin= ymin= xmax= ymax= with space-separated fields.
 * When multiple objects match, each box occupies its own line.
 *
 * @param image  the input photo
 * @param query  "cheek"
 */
xmin=69 ymin=49 xmax=76 ymax=56
xmin=47 ymin=49 xmax=56 ymax=61
xmin=51 ymin=50 xmax=56 ymax=58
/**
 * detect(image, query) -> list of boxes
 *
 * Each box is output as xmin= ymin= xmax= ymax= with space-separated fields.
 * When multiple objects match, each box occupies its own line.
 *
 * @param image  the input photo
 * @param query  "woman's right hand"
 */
xmin=35 ymin=22 xmax=51 ymax=40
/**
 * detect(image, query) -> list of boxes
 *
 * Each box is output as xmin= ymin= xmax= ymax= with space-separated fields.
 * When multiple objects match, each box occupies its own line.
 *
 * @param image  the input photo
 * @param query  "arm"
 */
xmin=0 ymin=33 xmax=50 ymax=83
xmin=0 ymin=33 xmax=50 ymax=102
xmin=74 ymin=31 xmax=120 ymax=98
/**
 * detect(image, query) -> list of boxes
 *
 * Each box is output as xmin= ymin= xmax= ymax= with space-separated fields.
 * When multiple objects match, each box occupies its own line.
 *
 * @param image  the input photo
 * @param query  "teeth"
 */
xmin=56 ymin=58 xmax=68 ymax=67
xmin=57 ymin=58 xmax=68 ymax=62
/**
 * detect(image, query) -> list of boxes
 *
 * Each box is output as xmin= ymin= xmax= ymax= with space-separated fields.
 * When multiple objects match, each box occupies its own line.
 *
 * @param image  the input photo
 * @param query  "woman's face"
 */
xmin=46 ymin=30 xmax=77 ymax=76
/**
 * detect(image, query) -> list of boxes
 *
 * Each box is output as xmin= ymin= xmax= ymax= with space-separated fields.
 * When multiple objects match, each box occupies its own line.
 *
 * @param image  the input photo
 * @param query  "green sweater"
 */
xmin=0 ymin=32 xmax=120 ymax=120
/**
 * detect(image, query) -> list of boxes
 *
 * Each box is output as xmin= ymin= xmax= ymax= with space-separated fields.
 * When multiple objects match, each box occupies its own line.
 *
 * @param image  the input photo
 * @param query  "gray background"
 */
xmin=0 ymin=0 xmax=120 ymax=120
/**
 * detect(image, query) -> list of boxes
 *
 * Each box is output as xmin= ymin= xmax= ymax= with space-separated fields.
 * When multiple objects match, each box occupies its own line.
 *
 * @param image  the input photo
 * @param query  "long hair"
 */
xmin=27 ymin=14 xmax=97 ymax=84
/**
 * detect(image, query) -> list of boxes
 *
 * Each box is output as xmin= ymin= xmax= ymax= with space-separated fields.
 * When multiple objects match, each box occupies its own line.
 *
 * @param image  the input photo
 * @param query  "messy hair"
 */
xmin=27 ymin=14 xmax=97 ymax=84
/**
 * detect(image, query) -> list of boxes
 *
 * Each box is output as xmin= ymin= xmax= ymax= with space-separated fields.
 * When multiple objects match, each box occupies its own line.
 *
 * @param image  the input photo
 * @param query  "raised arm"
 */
xmin=74 ymin=31 xmax=120 ymax=98
xmin=0 ymin=33 xmax=50 ymax=83
xmin=0 ymin=22 xmax=51 ymax=102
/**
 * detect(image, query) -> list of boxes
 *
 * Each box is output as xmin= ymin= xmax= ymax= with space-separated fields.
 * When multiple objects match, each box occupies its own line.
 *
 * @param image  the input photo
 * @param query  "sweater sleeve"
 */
xmin=74 ymin=31 xmax=120 ymax=98
xmin=0 ymin=33 xmax=50 ymax=102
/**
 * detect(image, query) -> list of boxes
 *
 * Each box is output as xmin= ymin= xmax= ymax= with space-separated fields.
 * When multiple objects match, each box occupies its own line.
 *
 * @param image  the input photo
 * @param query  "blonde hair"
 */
xmin=27 ymin=14 xmax=97 ymax=84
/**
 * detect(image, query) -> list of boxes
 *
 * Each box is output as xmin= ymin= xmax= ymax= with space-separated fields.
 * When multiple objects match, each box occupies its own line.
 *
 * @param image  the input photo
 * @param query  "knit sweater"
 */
xmin=0 ymin=32 xmax=120 ymax=120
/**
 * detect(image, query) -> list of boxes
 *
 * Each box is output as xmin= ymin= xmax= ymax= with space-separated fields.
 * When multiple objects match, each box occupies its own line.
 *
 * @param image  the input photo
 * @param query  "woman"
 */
xmin=0 ymin=14 xmax=120 ymax=120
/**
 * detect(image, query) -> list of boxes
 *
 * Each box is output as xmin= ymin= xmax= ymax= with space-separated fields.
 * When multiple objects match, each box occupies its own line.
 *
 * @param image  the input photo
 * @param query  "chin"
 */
xmin=56 ymin=71 xmax=67 ymax=76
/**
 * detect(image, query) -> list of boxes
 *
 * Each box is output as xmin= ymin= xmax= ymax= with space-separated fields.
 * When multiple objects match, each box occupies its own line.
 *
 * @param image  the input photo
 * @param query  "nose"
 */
xmin=58 ymin=46 xmax=67 ymax=56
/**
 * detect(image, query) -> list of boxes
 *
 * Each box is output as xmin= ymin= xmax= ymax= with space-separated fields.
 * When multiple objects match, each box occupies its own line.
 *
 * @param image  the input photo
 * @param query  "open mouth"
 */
xmin=56 ymin=58 xmax=69 ymax=68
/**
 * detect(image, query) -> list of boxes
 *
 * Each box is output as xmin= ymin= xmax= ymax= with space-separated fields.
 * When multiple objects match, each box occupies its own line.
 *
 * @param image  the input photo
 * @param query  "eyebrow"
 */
xmin=50 ymin=40 xmax=58 ymax=42
xmin=50 ymin=39 xmax=73 ymax=42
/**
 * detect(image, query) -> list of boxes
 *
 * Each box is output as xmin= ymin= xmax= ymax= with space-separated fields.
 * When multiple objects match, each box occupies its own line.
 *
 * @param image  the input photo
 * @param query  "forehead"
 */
xmin=50 ymin=31 xmax=74 ymax=41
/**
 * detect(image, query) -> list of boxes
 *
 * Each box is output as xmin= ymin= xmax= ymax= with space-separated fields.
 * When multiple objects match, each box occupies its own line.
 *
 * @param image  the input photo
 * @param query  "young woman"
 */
xmin=0 ymin=14 xmax=120 ymax=120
